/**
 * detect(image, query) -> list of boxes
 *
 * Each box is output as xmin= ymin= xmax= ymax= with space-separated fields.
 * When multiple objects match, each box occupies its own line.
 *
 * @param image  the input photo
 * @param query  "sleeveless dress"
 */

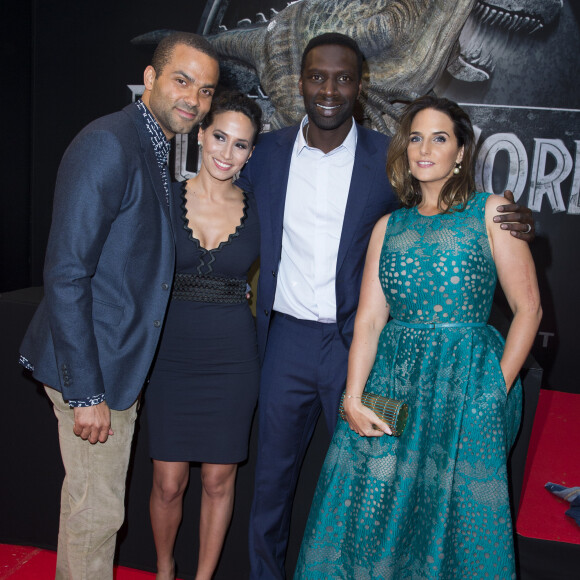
xmin=145 ymin=182 xmax=260 ymax=463
xmin=294 ymin=192 xmax=522 ymax=579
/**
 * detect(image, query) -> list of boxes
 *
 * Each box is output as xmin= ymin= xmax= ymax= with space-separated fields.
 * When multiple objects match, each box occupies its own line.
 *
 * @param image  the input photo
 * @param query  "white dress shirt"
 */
xmin=273 ymin=116 xmax=358 ymax=322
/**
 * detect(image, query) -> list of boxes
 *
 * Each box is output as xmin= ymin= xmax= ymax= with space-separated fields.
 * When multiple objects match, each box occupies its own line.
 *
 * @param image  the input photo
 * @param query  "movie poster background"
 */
xmin=1 ymin=1 xmax=578 ymax=577
xmin=2 ymin=1 xmax=578 ymax=393
xmin=198 ymin=0 xmax=580 ymax=393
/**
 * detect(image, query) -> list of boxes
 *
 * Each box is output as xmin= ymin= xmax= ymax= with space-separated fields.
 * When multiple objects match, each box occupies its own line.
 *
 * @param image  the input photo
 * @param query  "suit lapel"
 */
xmin=268 ymin=127 xmax=299 ymax=255
xmin=123 ymin=104 xmax=171 ymax=221
xmin=336 ymin=126 xmax=379 ymax=274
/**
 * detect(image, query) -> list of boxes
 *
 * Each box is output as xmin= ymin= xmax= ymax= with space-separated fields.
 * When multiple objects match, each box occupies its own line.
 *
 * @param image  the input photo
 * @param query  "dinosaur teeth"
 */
xmin=474 ymin=1 xmax=545 ymax=34
xmin=508 ymin=16 xmax=520 ymax=32
xmin=231 ymin=5 xmax=284 ymax=28
xmin=480 ymin=6 xmax=491 ymax=23
xmin=479 ymin=52 xmax=494 ymax=69
xmin=498 ymin=13 xmax=511 ymax=28
xmin=465 ymin=47 xmax=482 ymax=61
xmin=514 ymin=17 xmax=527 ymax=32
xmin=489 ymin=10 xmax=502 ymax=26
xmin=458 ymin=6 xmax=516 ymax=76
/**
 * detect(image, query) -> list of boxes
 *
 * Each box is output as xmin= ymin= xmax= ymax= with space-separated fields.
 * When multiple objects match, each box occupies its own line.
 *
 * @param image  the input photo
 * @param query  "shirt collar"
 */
xmin=134 ymin=99 xmax=171 ymax=168
xmin=296 ymin=115 xmax=358 ymax=157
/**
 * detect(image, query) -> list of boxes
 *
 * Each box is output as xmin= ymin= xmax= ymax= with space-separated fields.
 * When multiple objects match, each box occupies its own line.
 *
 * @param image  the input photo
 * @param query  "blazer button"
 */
xmin=264 ymin=309 xmax=270 ymax=316
xmin=153 ymin=320 xmax=161 ymax=327
xmin=161 ymin=283 xmax=169 ymax=290
xmin=272 ymin=271 xmax=276 ymax=277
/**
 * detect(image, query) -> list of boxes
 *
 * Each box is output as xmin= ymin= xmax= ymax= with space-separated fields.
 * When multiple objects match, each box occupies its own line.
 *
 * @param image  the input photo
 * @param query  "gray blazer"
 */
xmin=20 ymin=104 xmax=175 ymax=410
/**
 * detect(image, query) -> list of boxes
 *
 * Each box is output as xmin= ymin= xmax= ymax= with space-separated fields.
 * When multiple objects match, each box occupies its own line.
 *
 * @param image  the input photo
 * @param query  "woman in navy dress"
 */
xmin=145 ymin=91 xmax=262 ymax=580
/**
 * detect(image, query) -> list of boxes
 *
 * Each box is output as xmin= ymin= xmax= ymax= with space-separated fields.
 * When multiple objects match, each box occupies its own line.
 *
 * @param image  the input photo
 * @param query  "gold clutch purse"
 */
xmin=339 ymin=392 xmax=409 ymax=437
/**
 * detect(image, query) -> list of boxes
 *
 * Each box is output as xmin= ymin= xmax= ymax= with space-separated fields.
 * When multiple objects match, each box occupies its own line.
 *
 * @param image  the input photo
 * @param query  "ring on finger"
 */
xmin=523 ymin=223 xmax=532 ymax=234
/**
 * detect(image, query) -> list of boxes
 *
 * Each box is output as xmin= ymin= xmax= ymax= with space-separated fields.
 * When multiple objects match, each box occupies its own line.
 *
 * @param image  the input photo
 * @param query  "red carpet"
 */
xmin=516 ymin=389 xmax=580 ymax=545
xmin=0 ymin=544 xmax=167 ymax=579
xmin=3 ymin=391 xmax=578 ymax=575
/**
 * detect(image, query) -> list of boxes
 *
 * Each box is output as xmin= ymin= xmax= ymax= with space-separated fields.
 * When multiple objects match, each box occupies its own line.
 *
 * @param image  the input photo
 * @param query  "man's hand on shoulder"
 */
xmin=493 ymin=190 xmax=535 ymax=243
xmin=73 ymin=401 xmax=114 ymax=444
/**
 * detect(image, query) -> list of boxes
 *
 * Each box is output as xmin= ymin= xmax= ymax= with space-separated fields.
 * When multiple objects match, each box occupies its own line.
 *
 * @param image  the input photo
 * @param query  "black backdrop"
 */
xmin=2 ymin=0 xmax=579 ymax=392
xmin=1 ymin=0 xmax=579 ymax=578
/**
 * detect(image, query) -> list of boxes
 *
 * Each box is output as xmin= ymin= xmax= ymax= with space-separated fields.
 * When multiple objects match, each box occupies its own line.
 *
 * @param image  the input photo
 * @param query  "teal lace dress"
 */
xmin=294 ymin=192 xmax=522 ymax=579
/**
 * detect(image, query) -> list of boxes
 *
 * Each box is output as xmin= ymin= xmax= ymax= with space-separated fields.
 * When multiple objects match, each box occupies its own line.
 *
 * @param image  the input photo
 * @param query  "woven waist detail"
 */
xmin=390 ymin=319 xmax=486 ymax=329
xmin=172 ymin=273 xmax=247 ymax=304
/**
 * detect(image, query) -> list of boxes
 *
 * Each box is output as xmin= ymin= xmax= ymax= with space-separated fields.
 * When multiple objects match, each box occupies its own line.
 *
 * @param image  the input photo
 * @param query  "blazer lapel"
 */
xmin=123 ymin=104 xmax=171 ymax=221
xmin=335 ymin=126 xmax=379 ymax=274
xmin=268 ymin=126 xmax=299 ymax=255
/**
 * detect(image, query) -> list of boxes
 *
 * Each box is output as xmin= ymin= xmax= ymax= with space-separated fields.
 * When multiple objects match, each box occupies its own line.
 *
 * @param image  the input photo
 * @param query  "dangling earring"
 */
xmin=453 ymin=163 xmax=461 ymax=175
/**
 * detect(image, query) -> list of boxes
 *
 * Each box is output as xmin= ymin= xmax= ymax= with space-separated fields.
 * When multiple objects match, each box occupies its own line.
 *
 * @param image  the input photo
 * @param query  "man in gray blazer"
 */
xmin=19 ymin=32 xmax=219 ymax=579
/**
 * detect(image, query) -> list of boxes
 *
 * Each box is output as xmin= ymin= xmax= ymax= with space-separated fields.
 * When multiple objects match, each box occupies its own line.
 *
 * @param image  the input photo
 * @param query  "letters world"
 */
xmin=466 ymin=104 xmax=579 ymax=215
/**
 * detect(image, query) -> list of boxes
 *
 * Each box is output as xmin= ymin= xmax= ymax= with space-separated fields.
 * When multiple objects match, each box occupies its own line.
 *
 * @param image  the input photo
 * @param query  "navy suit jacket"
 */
xmin=236 ymin=123 xmax=398 ymax=363
xmin=20 ymin=104 xmax=175 ymax=410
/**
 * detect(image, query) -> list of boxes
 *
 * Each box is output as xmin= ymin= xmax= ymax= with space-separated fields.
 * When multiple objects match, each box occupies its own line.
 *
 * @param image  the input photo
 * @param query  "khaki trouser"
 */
xmin=45 ymin=386 xmax=138 ymax=580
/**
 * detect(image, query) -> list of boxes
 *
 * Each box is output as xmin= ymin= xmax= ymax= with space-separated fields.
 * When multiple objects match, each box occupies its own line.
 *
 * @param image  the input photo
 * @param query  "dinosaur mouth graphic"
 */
xmin=472 ymin=2 xmax=544 ymax=34
xmin=448 ymin=0 xmax=560 ymax=82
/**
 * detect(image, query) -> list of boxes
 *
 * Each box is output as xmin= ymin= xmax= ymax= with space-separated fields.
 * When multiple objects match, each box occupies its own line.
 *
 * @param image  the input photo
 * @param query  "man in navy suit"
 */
xmin=237 ymin=33 xmax=534 ymax=579
xmin=234 ymin=33 xmax=399 ymax=580
xmin=19 ymin=32 xmax=219 ymax=579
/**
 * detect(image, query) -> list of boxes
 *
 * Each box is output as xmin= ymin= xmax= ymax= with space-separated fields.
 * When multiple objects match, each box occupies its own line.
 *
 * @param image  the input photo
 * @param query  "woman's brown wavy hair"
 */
xmin=386 ymin=95 xmax=476 ymax=212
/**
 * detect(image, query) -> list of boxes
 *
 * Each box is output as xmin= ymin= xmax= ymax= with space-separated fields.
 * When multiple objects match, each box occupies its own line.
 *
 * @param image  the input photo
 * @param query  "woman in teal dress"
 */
xmin=294 ymin=96 xmax=542 ymax=579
